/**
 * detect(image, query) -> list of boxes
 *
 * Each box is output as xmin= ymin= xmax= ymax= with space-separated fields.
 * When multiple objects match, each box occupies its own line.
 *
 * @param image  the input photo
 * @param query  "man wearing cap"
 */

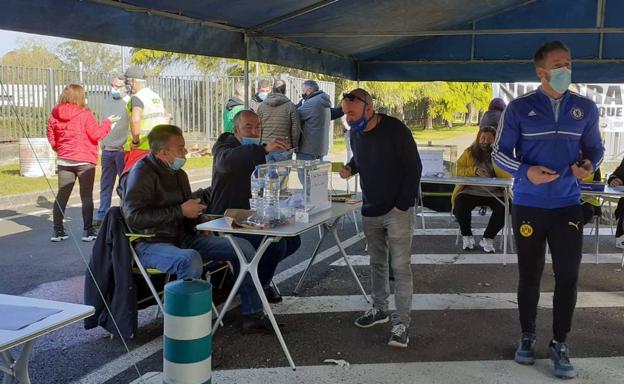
xmin=122 ymin=66 xmax=169 ymax=174
xmin=94 ymin=74 xmax=130 ymax=227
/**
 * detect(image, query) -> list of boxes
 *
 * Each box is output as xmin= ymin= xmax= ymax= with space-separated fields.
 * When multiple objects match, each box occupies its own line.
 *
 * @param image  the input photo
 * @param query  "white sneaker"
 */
xmin=616 ymin=235 xmax=624 ymax=249
xmin=462 ymin=236 xmax=475 ymax=250
xmin=480 ymin=237 xmax=496 ymax=253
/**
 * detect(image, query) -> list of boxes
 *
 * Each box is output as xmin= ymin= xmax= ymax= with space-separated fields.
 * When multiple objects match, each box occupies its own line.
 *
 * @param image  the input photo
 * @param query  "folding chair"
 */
xmin=125 ymin=232 xmax=229 ymax=324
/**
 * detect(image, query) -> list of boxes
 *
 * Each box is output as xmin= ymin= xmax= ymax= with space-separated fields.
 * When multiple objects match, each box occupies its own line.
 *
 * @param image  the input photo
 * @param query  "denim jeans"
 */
xmin=235 ymin=234 xmax=301 ymax=288
xmin=135 ymin=233 xmax=263 ymax=315
xmin=96 ymin=150 xmax=125 ymax=221
xmin=53 ymin=163 xmax=96 ymax=231
xmin=362 ymin=207 xmax=414 ymax=326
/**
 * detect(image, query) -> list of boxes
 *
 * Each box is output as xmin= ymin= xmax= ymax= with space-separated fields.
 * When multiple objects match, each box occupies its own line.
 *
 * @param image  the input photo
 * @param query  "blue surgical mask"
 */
xmin=111 ymin=88 xmax=121 ymax=99
xmin=169 ymin=157 xmax=186 ymax=171
xmin=258 ymin=92 xmax=268 ymax=101
xmin=548 ymin=67 xmax=571 ymax=94
xmin=240 ymin=137 xmax=261 ymax=146
xmin=349 ymin=102 xmax=370 ymax=133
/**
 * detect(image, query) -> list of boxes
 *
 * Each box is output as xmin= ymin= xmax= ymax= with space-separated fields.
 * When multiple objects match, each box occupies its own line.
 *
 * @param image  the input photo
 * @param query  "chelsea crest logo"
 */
xmin=571 ymin=107 xmax=584 ymax=120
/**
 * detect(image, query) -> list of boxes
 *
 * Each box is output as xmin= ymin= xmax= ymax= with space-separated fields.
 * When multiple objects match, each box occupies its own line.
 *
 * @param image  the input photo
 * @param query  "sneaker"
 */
xmin=354 ymin=308 xmax=389 ymax=328
xmin=241 ymin=313 xmax=282 ymax=334
xmin=388 ymin=323 xmax=409 ymax=348
xmin=51 ymin=229 xmax=69 ymax=242
xmin=479 ymin=237 xmax=496 ymax=253
xmin=462 ymin=236 xmax=475 ymax=250
xmin=82 ymin=227 xmax=98 ymax=242
xmin=514 ymin=332 xmax=536 ymax=365
xmin=548 ymin=341 xmax=577 ymax=379
xmin=263 ymin=286 xmax=283 ymax=304
xmin=616 ymin=235 xmax=624 ymax=249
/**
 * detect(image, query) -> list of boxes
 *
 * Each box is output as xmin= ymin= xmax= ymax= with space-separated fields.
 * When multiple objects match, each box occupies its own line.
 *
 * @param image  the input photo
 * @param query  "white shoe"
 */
xmin=462 ymin=236 xmax=475 ymax=250
xmin=616 ymin=235 xmax=624 ymax=249
xmin=480 ymin=237 xmax=496 ymax=253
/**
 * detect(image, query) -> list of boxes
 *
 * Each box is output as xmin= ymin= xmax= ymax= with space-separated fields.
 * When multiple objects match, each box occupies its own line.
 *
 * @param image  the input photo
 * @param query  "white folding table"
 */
xmin=418 ymin=176 xmax=513 ymax=264
xmin=581 ymin=185 xmax=624 ymax=264
xmin=196 ymin=202 xmax=367 ymax=370
xmin=0 ymin=294 xmax=94 ymax=384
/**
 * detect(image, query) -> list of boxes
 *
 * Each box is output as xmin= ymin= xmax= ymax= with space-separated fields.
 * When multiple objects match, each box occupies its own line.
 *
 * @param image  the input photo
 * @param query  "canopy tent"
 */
xmin=1 ymin=0 xmax=624 ymax=82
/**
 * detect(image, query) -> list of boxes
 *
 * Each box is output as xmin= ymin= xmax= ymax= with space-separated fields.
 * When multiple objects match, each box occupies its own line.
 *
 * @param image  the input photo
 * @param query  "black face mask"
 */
xmin=301 ymin=93 xmax=308 ymax=100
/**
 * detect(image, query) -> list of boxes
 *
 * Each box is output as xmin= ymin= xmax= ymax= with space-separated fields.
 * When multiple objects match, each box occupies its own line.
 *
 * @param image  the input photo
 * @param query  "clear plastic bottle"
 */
xmin=263 ymin=165 xmax=280 ymax=223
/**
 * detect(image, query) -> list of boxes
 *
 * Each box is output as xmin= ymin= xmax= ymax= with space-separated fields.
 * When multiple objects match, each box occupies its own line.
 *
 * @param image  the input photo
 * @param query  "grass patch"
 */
xmin=0 ymin=155 xmax=214 ymax=197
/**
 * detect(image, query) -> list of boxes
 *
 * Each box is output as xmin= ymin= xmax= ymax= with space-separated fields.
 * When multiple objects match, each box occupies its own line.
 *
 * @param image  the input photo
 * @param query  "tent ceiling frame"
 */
xmin=251 ymin=0 xmax=341 ymax=32
xmin=271 ymin=27 xmax=624 ymax=38
xmin=363 ymin=58 xmax=624 ymax=65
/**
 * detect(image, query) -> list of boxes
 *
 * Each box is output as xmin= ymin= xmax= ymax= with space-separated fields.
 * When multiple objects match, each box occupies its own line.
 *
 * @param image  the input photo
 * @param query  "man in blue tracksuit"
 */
xmin=493 ymin=41 xmax=604 ymax=379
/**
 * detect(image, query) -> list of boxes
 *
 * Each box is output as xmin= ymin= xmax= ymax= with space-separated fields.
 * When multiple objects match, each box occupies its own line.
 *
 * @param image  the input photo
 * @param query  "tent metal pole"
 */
xmin=244 ymin=34 xmax=250 ymax=109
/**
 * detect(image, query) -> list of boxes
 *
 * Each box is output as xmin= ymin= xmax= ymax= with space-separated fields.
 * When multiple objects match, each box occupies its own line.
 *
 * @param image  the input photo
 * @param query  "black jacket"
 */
xmin=209 ymin=133 xmax=267 ymax=215
xmin=609 ymin=157 xmax=624 ymax=219
xmin=84 ymin=207 xmax=137 ymax=338
xmin=122 ymin=153 xmax=198 ymax=244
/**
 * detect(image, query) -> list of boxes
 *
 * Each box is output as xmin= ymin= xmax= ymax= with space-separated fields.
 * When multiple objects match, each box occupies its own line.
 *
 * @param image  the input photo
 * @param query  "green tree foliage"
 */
xmin=56 ymin=40 xmax=121 ymax=72
xmin=1 ymin=39 xmax=65 ymax=69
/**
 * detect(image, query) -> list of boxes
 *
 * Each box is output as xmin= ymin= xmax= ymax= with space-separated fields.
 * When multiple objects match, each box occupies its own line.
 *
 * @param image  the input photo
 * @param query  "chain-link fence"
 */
xmin=0 ymin=65 xmax=336 ymax=143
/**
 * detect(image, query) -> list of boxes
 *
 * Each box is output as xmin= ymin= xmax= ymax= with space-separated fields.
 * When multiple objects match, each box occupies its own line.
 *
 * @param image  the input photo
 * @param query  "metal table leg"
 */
xmin=328 ymin=221 xmax=369 ymax=303
xmin=293 ymin=225 xmax=330 ymax=294
xmin=213 ymin=235 xmax=296 ymax=370
xmin=503 ymin=187 xmax=510 ymax=266
xmin=1 ymin=340 xmax=35 ymax=384
xmin=594 ymin=215 xmax=600 ymax=264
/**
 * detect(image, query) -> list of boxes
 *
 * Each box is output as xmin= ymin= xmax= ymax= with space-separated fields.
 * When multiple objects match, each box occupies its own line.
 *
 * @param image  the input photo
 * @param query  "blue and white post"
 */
xmin=163 ymin=279 xmax=212 ymax=384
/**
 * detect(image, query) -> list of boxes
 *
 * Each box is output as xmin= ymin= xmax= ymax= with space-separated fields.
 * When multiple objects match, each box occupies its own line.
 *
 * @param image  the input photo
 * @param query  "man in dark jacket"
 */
xmin=123 ymin=124 xmax=274 ymax=332
xmin=608 ymin=157 xmax=624 ymax=248
xmin=297 ymin=80 xmax=332 ymax=161
xmin=210 ymin=110 xmax=300 ymax=302
xmin=250 ymin=79 xmax=271 ymax=111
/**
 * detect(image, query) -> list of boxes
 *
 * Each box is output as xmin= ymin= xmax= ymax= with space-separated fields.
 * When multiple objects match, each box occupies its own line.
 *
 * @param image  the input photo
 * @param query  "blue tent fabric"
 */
xmin=1 ymin=0 xmax=624 ymax=82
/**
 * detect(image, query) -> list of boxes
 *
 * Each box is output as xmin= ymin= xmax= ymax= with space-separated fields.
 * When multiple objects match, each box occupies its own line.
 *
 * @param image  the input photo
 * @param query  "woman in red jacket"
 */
xmin=47 ymin=84 xmax=119 ymax=242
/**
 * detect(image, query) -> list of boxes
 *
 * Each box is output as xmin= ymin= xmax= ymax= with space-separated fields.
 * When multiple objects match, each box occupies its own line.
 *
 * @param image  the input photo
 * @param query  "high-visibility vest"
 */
xmin=124 ymin=87 xmax=167 ymax=151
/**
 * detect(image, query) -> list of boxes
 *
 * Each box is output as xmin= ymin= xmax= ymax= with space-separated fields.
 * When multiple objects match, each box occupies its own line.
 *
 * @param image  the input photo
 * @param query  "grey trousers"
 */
xmin=363 ymin=207 xmax=414 ymax=326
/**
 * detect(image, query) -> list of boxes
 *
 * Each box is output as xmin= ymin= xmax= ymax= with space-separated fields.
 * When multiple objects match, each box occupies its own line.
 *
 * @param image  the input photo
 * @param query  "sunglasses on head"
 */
xmin=342 ymin=92 xmax=367 ymax=104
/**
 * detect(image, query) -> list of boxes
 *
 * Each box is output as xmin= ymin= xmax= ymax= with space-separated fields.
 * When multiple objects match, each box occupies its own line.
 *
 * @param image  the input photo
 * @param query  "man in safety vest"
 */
xmin=121 ymin=66 xmax=169 ymax=175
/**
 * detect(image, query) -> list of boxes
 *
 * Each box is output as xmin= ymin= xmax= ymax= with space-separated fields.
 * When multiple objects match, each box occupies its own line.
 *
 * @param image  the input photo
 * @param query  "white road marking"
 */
xmin=270 ymin=291 xmax=624 ymax=315
xmin=330 ymin=253 xmax=624 ymax=266
xmin=133 ymin=356 xmax=624 ymax=384
xmin=414 ymin=227 xmax=615 ymax=236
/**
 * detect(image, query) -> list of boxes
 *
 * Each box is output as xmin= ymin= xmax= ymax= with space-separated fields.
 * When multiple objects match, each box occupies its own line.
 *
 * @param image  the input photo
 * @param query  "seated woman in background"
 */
xmin=608 ymin=157 xmax=624 ymax=249
xmin=580 ymin=169 xmax=602 ymax=226
xmin=452 ymin=126 xmax=511 ymax=252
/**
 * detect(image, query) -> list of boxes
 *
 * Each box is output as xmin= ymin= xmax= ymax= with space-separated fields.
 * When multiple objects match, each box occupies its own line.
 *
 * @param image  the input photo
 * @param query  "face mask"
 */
xmin=169 ymin=157 xmax=186 ymax=171
xmin=111 ymin=88 xmax=121 ymax=99
xmin=258 ymin=92 xmax=268 ymax=101
xmin=547 ymin=67 xmax=571 ymax=94
xmin=301 ymin=93 xmax=307 ymax=100
xmin=348 ymin=102 xmax=369 ymax=134
xmin=240 ymin=137 xmax=261 ymax=146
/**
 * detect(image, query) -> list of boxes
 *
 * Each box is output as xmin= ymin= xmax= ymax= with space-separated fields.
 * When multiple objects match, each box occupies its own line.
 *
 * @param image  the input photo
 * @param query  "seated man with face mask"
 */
xmin=209 ymin=110 xmax=301 ymax=303
xmin=452 ymin=126 xmax=512 ymax=252
xmin=123 ymin=124 xmax=275 ymax=333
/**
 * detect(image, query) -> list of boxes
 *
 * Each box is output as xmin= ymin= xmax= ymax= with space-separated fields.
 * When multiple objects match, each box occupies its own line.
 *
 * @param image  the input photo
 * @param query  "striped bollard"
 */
xmin=164 ymin=278 xmax=212 ymax=384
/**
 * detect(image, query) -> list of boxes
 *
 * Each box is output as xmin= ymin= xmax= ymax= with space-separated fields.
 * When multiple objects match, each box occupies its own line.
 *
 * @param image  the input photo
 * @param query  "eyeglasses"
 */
xmin=342 ymin=92 xmax=367 ymax=104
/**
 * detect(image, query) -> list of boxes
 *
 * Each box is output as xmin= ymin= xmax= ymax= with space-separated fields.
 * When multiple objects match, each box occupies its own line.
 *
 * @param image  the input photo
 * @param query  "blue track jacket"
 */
xmin=492 ymin=88 xmax=604 ymax=209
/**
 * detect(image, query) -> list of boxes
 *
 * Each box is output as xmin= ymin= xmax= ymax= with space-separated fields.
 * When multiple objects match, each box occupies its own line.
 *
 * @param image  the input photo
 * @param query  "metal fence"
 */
xmin=0 ymin=65 xmax=336 ymax=143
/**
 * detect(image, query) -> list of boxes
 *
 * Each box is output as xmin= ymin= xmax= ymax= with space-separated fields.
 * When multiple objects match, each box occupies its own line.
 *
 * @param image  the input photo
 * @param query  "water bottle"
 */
xmin=250 ymin=166 xmax=264 ymax=211
xmin=263 ymin=165 xmax=280 ymax=223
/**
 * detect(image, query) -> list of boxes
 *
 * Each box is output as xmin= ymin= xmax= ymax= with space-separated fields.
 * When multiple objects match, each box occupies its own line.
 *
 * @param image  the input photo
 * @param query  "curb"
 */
xmin=0 ymin=167 xmax=212 ymax=210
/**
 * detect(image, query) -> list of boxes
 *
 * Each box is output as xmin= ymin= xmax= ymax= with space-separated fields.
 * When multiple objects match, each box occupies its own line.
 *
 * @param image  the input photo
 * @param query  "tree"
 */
xmin=56 ymin=40 xmax=121 ymax=73
xmin=1 ymin=39 xmax=65 ymax=69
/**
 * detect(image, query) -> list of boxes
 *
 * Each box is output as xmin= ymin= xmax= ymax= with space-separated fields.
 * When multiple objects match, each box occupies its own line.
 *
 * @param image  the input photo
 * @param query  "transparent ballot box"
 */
xmin=251 ymin=159 xmax=331 ymax=225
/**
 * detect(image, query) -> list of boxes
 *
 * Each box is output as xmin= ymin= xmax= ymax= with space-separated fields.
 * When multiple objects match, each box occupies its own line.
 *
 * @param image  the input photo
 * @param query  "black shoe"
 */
xmin=388 ymin=323 xmax=409 ymax=348
xmin=241 ymin=313 xmax=283 ymax=334
xmin=51 ymin=229 xmax=69 ymax=242
xmin=82 ymin=227 xmax=98 ymax=242
xmin=354 ymin=308 xmax=389 ymax=328
xmin=264 ymin=286 xmax=283 ymax=303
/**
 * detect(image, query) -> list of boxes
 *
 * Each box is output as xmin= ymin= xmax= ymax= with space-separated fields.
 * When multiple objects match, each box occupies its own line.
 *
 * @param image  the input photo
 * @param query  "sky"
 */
xmin=0 ymin=29 xmax=68 ymax=56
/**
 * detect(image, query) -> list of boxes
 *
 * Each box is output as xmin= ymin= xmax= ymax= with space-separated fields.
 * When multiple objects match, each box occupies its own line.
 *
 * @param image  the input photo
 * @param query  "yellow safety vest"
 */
xmin=124 ymin=87 xmax=167 ymax=151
